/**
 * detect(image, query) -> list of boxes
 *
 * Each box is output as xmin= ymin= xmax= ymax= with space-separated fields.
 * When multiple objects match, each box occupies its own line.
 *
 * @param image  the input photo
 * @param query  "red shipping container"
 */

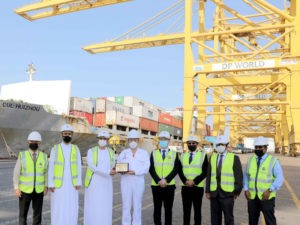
xmin=69 ymin=110 xmax=93 ymax=125
xmin=94 ymin=113 xmax=106 ymax=127
xmin=205 ymin=124 xmax=211 ymax=136
xmin=140 ymin=118 xmax=158 ymax=132
xmin=158 ymin=113 xmax=173 ymax=126
xmin=172 ymin=117 xmax=183 ymax=129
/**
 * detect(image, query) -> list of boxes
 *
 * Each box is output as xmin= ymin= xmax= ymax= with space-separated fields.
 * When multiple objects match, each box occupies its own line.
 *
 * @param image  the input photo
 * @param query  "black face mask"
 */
xmin=255 ymin=149 xmax=264 ymax=157
xmin=63 ymin=136 xmax=72 ymax=143
xmin=29 ymin=143 xmax=39 ymax=151
xmin=188 ymin=145 xmax=197 ymax=152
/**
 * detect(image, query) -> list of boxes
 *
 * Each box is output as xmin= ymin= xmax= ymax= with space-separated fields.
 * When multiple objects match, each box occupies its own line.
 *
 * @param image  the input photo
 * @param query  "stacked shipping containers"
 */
xmin=69 ymin=97 xmax=93 ymax=125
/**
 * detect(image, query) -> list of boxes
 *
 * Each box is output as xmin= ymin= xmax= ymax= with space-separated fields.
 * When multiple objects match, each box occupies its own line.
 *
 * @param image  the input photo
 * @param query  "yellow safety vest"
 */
xmin=85 ymin=146 xmax=114 ymax=188
xmin=151 ymin=149 xmax=176 ymax=186
xmin=210 ymin=152 xmax=235 ymax=192
xmin=181 ymin=151 xmax=206 ymax=187
xmin=19 ymin=150 xmax=48 ymax=194
xmin=247 ymin=155 xmax=277 ymax=200
xmin=53 ymin=144 xmax=79 ymax=188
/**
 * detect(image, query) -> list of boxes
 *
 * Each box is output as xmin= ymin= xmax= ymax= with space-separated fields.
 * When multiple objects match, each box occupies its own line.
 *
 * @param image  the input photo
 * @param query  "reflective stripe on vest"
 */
xmin=19 ymin=150 xmax=48 ymax=194
xmin=53 ymin=144 xmax=79 ymax=188
xmin=210 ymin=152 xmax=235 ymax=192
xmin=247 ymin=155 xmax=277 ymax=200
xmin=85 ymin=147 xmax=114 ymax=188
xmin=151 ymin=149 xmax=176 ymax=186
xmin=181 ymin=151 xmax=206 ymax=187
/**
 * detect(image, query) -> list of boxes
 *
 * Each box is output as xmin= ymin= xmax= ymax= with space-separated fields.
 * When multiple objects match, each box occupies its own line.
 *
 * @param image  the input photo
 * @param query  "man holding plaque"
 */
xmin=149 ymin=131 xmax=180 ymax=225
xmin=83 ymin=130 xmax=116 ymax=225
xmin=117 ymin=129 xmax=150 ymax=225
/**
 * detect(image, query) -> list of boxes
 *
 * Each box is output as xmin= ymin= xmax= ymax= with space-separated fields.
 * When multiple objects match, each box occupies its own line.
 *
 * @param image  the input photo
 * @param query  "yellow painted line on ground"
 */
xmin=261 ymin=216 xmax=266 ymax=225
xmin=113 ymin=190 xmax=181 ymax=224
xmin=284 ymin=179 xmax=300 ymax=212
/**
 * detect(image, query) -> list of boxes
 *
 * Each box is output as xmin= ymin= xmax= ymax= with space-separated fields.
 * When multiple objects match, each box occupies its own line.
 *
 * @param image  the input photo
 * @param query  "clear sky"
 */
xmin=0 ymin=0 xmax=284 ymax=111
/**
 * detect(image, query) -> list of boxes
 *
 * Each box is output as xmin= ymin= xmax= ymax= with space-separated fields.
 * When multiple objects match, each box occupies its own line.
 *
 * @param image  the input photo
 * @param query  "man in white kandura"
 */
xmin=117 ymin=129 xmax=150 ymax=225
xmin=48 ymin=124 xmax=82 ymax=225
xmin=84 ymin=130 xmax=116 ymax=225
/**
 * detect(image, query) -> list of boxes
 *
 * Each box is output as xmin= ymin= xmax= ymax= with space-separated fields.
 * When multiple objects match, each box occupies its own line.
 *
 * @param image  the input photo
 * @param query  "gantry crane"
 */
xmin=15 ymin=0 xmax=300 ymax=156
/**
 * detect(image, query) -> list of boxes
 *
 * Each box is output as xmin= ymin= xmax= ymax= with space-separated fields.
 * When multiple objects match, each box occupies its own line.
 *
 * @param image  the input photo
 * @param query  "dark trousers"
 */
xmin=19 ymin=190 xmax=44 ymax=225
xmin=152 ymin=186 xmax=175 ymax=225
xmin=210 ymin=197 xmax=234 ymax=225
xmin=248 ymin=196 xmax=276 ymax=225
xmin=181 ymin=186 xmax=204 ymax=225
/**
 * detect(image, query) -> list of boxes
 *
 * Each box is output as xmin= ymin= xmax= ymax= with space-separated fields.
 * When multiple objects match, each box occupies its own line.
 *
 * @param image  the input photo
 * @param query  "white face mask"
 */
xmin=129 ymin=141 xmax=138 ymax=149
xmin=216 ymin=145 xmax=226 ymax=153
xmin=98 ymin=140 xmax=107 ymax=147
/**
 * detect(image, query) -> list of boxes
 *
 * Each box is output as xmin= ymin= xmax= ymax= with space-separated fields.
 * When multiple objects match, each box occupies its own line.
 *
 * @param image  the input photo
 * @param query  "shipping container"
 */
xmin=95 ymin=99 xmax=106 ymax=113
xmin=107 ymin=97 xmax=115 ymax=102
xmin=106 ymin=100 xmax=130 ymax=114
xmin=70 ymin=97 xmax=93 ymax=114
xmin=132 ymin=105 xmax=158 ymax=121
xmin=140 ymin=118 xmax=158 ymax=132
xmin=172 ymin=117 xmax=183 ymax=129
xmin=158 ymin=123 xmax=173 ymax=135
xmin=173 ymin=127 xmax=183 ymax=137
xmin=69 ymin=110 xmax=93 ymax=125
xmin=94 ymin=113 xmax=106 ymax=127
xmin=106 ymin=111 xmax=139 ymax=128
xmin=158 ymin=113 xmax=173 ymax=126
xmin=206 ymin=124 xmax=211 ymax=136
xmin=115 ymin=96 xmax=124 ymax=105
xmin=124 ymin=96 xmax=146 ymax=107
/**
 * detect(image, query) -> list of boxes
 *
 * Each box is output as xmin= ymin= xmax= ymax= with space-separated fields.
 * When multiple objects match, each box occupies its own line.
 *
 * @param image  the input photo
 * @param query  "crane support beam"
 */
xmin=15 ymin=0 xmax=133 ymax=21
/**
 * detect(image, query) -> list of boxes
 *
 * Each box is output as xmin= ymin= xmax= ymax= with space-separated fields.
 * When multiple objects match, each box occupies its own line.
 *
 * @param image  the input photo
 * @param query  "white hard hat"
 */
xmin=128 ymin=129 xmax=139 ymax=139
xmin=187 ymin=135 xmax=199 ymax=143
xmin=159 ymin=131 xmax=171 ymax=139
xmin=98 ymin=130 xmax=110 ymax=139
xmin=254 ymin=136 xmax=268 ymax=146
xmin=28 ymin=131 xmax=42 ymax=142
xmin=216 ymin=135 xmax=229 ymax=144
xmin=61 ymin=124 xmax=73 ymax=132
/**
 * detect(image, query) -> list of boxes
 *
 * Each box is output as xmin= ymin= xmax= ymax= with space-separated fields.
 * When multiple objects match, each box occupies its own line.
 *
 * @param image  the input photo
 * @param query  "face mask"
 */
xmin=255 ymin=149 xmax=264 ymax=157
xmin=63 ymin=136 xmax=72 ymax=143
xmin=129 ymin=141 xmax=138 ymax=149
xmin=188 ymin=145 xmax=197 ymax=152
xmin=98 ymin=140 xmax=107 ymax=147
xmin=216 ymin=145 xmax=226 ymax=153
xmin=159 ymin=140 xmax=168 ymax=148
xmin=29 ymin=143 xmax=38 ymax=151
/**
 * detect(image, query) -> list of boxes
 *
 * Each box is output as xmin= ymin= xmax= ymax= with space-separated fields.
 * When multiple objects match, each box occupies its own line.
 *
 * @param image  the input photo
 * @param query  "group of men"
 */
xmin=13 ymin=123 xmax=284 ymax=225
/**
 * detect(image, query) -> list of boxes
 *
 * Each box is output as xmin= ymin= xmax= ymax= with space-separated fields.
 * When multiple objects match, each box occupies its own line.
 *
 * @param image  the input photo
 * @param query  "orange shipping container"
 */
xmin=69 ymin=110 xmax=93 ymax=125
xmin=94 ymin=113 xmax=106 ymax=127
xmin=158 ymin=113 xmax=173 ymax=126
xmin=140 ymin=118 xmax=158 ymax=132
xmin=172 ymin=117 xmax=183 ymax=129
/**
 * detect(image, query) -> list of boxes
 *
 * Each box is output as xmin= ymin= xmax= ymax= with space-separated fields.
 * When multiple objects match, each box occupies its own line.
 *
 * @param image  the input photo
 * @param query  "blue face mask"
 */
xmin=159 ymin=140 xmax=168 ymax=148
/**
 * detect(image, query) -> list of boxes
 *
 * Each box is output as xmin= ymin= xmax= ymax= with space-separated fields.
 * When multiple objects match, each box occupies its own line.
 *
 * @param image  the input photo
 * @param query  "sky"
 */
xmin=0 ymin=0 xmax=284 ymax=111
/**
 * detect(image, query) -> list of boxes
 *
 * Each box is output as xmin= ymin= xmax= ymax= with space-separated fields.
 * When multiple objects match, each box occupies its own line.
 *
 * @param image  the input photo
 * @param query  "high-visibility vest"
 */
xmin=181 ymin=151 xmax=206 ymax=187
xmin=53 ymin=144 xmax=79 ymax=188
xmin=151 ymin=149 xmax=176 ymax=186
xmin=19 ymin=150 xmax=48 ymax=194
xmin=210 ymin=152 xmax=235 ymax=192
xmin=247 ymin=155 xmax=277 ymax=200
xmin=85 ymin=146 xmax=114 ymax=188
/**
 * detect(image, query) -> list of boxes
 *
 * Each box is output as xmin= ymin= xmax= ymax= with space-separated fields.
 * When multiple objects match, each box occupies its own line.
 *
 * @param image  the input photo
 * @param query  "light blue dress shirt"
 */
xmin=243 ymin=153 xmax=284 ymax=192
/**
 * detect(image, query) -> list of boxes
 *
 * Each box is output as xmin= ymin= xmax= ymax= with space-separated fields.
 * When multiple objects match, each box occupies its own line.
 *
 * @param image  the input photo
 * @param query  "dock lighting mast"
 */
xmin=26 ymin=63 xmax=36 ymax=82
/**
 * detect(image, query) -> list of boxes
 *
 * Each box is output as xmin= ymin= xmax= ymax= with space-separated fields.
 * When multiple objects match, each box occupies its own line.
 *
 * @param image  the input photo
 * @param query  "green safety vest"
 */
xmin=181 ymin=151 xmax=206 ymax=187
xmin=53 ymin=144 xmax=79 ymax=188
xmin=19 ymin=150 xmax=48 ymax=194
xmin=246 ymin=154 xmax=277 ymax=200
xmin=210 ymin=152 xmax=235 ymax=192
xmin=151 ymin=149 xmax=176 ymax=186
xmin=85 ymin=146 xmax=114 ymax=188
